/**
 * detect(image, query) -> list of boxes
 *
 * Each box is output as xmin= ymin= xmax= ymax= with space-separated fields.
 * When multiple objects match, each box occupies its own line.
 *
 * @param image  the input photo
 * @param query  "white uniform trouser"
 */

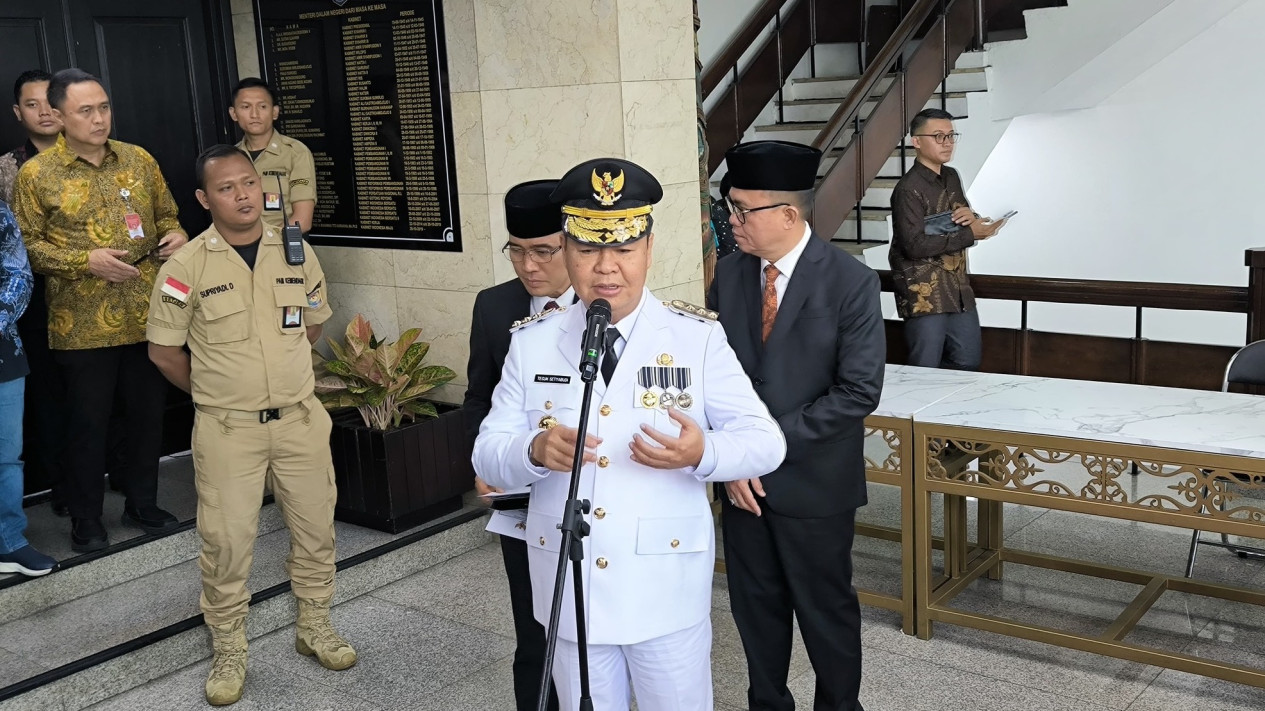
xmin=552 ymin=616 xmax=713 ymax=711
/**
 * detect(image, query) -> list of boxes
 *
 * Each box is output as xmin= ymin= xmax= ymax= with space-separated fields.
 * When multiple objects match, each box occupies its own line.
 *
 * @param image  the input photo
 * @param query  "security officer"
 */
xmin=474 ymin=157 xmax=787 ymax=711
xmin=146 ymin=144 xmax=353 ymax=707
xmin=230 ymin=77 xmax=317 ymax=234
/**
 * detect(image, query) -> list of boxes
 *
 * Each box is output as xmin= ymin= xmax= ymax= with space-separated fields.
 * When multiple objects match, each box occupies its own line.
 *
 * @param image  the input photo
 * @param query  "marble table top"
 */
xmin=872 ymin=364 xmax=987 ymax=419
xmin=912 ymin=372 xmax=1265 ymax=460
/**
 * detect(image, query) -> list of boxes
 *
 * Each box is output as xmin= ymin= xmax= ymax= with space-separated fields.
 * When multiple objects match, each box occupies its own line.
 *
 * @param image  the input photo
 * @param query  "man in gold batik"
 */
xmin=11 ymin=68 xmax=187 ymax=552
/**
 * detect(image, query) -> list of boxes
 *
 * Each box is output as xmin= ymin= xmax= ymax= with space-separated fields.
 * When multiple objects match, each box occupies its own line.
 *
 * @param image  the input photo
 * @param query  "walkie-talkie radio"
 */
xmin=265 ymin=170 xmax=305 ymax=265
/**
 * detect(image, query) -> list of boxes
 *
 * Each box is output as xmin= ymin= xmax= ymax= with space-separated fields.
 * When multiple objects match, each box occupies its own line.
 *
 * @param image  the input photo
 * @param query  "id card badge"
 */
xmin=125 ymin=212 xmax=145 ymax=240
xmin=265 ymin=193 xmax=281 ymax=211
xmin=282 ymin=305 xmax=302 ymax=329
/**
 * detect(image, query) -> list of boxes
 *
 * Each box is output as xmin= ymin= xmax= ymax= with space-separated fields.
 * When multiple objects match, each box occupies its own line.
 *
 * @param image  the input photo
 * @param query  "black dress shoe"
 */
xmin=121 ymin=504 xmax=179 ymax=535
xmin=50 ymin=500 xmax=69 ymax=518
xmin=71 ymin=518 xmax=109 ymax=553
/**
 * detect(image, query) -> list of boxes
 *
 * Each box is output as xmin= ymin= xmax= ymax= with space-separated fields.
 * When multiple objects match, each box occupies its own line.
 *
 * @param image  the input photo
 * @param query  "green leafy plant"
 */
xmin=313 ymin=314 xmax=457 ymax=431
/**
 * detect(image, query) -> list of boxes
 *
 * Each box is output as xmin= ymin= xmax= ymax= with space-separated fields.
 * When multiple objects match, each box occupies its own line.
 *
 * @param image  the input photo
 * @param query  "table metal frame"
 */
xmin=912 ymin=422 xmax=1265 ymax=687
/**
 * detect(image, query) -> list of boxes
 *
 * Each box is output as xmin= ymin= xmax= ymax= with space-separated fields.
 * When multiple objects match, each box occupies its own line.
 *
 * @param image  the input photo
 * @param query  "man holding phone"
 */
xmin=889 ymin=108 xmax=1006 ymax=371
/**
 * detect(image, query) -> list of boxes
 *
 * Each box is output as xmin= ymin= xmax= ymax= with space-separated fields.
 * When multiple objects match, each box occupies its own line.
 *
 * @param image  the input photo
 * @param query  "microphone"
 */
xmin=578 ymin=299 xmax=612 ymax=383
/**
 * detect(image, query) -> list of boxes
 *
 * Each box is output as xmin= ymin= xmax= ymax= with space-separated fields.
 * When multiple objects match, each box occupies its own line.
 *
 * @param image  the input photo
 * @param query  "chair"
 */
xmin=1185 ymin=340 xmax=1265 ymax=577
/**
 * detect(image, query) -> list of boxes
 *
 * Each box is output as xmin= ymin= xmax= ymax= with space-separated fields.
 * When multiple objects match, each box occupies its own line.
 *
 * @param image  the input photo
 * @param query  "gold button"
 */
xmin=596 ymin=557 xmax=608 ymax=569
xmin=670 ymin=539 xmax=680 ymax=548
xmin=594 ymin=507 xmax=606 ymax=520
xmin=545 ymin=401 xmax=553 ymax=410
xmin=539 ymin=537 xmax=546 ymax=546
xmin=600 ymin=404 xmax=612 ymax=416
xmin=598 ymin=456 xmax=610 ymax=468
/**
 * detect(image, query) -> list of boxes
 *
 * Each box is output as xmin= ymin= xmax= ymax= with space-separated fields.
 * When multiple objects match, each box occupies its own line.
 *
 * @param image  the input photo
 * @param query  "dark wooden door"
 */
xmin=0 ymin=3 xmax=71 ymax=153
xmin=0 ymin=0 xmax=237 ymax=494
xmin=68 ymin=0 xmax=235 ymax=237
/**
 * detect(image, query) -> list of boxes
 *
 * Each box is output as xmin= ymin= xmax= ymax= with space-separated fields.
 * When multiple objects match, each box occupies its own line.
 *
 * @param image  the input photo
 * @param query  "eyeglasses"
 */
xmin=502 ymin=243 xmax=562 ymax=263
xmin=912 ymin=132 xmax=961 ymax=145
xmin=725 ymin=197 xmax=790 ymax=225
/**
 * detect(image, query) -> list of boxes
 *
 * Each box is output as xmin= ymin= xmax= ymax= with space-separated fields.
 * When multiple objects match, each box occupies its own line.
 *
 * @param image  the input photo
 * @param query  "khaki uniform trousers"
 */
xmin=192 ymin=394 xmax=337 ymax=625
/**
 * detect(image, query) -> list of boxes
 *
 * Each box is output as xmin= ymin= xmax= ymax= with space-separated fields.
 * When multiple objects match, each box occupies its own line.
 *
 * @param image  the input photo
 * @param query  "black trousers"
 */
xmin=903 ymin=309 xmax=982 ymax=371
xmin=54 ymin=343 xmax=168 ymax=520
xmin=500 ymin=534 xmax=559 ymax=711
xmin=723 ymin=503 xmax=864 ymax=711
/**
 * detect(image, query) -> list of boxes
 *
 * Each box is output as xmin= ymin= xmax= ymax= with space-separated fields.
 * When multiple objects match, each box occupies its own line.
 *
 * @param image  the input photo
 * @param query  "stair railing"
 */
xmin=813 ymin=0 xmax=978 ymax=244
xmin=702 ymin=0 xmax=868 ymax=175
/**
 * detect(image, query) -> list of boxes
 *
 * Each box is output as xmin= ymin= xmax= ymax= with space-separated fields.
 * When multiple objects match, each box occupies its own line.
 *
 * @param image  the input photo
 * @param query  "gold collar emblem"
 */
xmin=591 ymin=169 xmax=624 ymax=207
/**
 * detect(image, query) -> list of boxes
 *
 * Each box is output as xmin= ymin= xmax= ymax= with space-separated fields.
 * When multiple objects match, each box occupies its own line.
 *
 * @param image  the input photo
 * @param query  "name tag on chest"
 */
xmin=125 ymin=213 xmax=145 ymax=240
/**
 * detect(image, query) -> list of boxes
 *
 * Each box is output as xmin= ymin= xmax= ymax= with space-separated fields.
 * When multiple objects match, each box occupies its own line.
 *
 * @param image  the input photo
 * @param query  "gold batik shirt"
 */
xmin=12 ymin=134 xmax=185 ymax=350
xmin=888 ymin=162 xmax=977 ymax=319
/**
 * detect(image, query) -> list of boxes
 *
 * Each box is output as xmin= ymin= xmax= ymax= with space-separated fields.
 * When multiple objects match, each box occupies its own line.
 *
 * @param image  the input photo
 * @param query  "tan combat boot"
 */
xmin=295 ymin=595 xmax=357 ymax=670
xmin=205 ymin=619 xmax=248 ymax=706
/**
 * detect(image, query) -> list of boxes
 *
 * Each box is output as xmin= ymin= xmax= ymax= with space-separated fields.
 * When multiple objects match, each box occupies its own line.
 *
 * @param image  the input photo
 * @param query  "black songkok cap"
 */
xmin=504 ymin=179 xmax=562 ymax=239
xmin=724 ymin=140 xmax=822 ymax=192
xmin=550 ymin=158 xmax=662 ymax=245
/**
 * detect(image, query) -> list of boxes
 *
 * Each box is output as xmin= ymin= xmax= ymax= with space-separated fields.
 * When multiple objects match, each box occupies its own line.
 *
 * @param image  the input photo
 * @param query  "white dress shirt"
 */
xmin=760 ymin=223 xmax=814 ymax=309
xmin=530 ymin=286 xmax=575 ymax=315
xmin=603 ymin=291 xmax=644 ymax=360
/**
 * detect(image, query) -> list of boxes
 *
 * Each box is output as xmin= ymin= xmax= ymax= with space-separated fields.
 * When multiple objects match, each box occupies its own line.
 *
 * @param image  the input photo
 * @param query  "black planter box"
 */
xmin=329 ymin=402 xmax=474 ymax=533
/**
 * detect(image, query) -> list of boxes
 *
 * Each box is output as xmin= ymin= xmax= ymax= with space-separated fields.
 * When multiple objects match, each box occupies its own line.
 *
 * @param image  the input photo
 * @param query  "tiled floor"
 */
xmin=88 ymin=517 xmax=1265 ymax=711
xmin=1 ymin=454 xmax=200 ymax=585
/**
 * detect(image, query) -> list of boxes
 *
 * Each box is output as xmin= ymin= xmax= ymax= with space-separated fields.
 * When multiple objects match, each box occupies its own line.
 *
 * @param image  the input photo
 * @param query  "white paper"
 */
xmin=485 ymin=509 xmax=529 ymax=540
xmin=480 ymin=485 xmax=531 ymax=499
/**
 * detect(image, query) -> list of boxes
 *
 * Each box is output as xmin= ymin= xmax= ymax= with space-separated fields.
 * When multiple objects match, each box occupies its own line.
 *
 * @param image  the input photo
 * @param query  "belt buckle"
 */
xmin=259 ymin=408 xmax=281 ymax=424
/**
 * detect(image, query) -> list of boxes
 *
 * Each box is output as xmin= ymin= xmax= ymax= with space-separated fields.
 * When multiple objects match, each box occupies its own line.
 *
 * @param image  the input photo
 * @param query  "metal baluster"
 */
xmin=776 ymin=11 xmax=785 ymax=124
xmin=974 ymin=0 xmax=986 ymax=51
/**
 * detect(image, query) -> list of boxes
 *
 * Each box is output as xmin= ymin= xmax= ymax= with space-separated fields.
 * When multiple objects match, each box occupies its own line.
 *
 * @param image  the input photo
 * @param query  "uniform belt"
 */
xmin=195 ymin=403 xmax=307 ymax=424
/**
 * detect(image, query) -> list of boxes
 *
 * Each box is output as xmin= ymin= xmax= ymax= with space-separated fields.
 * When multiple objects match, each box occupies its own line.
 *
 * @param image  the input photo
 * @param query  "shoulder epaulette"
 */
xmin=663 ymin=300 xmax=717 ymax=322
xmin=510 ymin=305 xmax=566 ymax=332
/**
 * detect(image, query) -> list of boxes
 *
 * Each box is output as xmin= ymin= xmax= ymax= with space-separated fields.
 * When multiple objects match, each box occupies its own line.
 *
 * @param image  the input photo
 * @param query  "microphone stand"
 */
xmin=537 ymin=343 xmax=602 ymax=711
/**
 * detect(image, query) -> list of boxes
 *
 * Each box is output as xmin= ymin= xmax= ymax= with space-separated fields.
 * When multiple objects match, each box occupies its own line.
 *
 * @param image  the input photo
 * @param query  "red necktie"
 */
xmin=544 ymin=300 xmax=559 ymax=311
xmin=761 ymin=264 xmax=780 ymax=342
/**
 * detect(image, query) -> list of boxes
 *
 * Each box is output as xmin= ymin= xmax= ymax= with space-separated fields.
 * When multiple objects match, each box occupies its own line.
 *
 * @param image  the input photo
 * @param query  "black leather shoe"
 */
xmin=121 ymin=504 xmax=179 ymax=535
xmin=50 ymin=500 xmax=69 ymax=518
xmin=71 ymin=518 xmax=109 ymax=553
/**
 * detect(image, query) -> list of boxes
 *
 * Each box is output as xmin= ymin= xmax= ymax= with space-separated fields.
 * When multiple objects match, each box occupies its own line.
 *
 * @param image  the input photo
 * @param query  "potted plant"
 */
xmin=314 ymin=314 xmax=472 ymax=533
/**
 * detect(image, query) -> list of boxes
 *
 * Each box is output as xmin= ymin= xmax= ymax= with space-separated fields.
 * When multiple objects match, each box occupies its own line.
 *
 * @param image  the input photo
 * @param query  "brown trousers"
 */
xmin=192 ymin=395 xmax=337 ymax=625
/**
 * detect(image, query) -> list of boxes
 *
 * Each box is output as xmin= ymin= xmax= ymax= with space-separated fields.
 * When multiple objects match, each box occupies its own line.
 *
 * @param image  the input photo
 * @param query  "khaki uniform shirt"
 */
xmin=236 ymin=131 xmax=317 ymax=233
xmin=146 ymin=222 xmax=332 ymax=411
xmin=13 ymin=135 xmax=185 ymax=349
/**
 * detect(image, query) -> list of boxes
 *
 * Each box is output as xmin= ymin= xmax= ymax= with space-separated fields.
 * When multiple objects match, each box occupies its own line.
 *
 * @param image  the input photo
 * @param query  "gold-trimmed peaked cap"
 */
xmin=550 ymin=158 xmax=663 ymax=246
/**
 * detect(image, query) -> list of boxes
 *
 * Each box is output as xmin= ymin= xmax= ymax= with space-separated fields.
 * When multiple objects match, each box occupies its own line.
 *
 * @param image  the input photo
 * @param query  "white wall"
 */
xmin=697 ymin=0 xmax=765 ymax=66
xmin=964 ymin=0 xmax=1265 ymax=347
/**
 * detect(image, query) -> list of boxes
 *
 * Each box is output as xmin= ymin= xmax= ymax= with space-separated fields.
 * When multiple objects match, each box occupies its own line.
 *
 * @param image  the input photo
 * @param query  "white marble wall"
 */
xmin=231 ymin=0 xmax=704 ymax=403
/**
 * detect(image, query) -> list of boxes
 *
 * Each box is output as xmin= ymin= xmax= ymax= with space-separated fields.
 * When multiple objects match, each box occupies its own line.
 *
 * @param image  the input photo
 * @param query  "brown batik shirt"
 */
xmin=888 ymin=161 xmax=976 ymax=319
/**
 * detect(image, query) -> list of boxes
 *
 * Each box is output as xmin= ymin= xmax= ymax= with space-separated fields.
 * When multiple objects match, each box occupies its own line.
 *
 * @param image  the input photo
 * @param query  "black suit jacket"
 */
xmin=463 ymin=278 xmax=533 ymax=448
xmin=707 ymin=231 xmax=885 ymax=517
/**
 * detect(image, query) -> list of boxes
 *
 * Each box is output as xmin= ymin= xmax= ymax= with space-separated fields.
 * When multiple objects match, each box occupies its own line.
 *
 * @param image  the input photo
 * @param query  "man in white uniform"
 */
xmin=474 ymin=157 xmax=786 ymax=711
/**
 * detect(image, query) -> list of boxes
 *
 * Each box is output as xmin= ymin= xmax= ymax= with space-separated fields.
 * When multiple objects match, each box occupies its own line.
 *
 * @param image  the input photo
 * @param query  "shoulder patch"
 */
xmin=663 ymin=300 xmax=717 ymax=322
xmin=510 ymin=305 xmax=567 ymax=333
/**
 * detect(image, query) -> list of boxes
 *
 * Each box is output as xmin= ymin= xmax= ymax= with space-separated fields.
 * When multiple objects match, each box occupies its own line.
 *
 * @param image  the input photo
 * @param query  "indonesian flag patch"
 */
xmin=161 ymin=276 xmax=191 ymax=303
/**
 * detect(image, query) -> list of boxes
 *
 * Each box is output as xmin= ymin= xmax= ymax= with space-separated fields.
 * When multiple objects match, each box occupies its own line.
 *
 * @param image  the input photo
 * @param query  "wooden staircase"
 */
xmin=702 ymin=0 xmax=1067 ymax=254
